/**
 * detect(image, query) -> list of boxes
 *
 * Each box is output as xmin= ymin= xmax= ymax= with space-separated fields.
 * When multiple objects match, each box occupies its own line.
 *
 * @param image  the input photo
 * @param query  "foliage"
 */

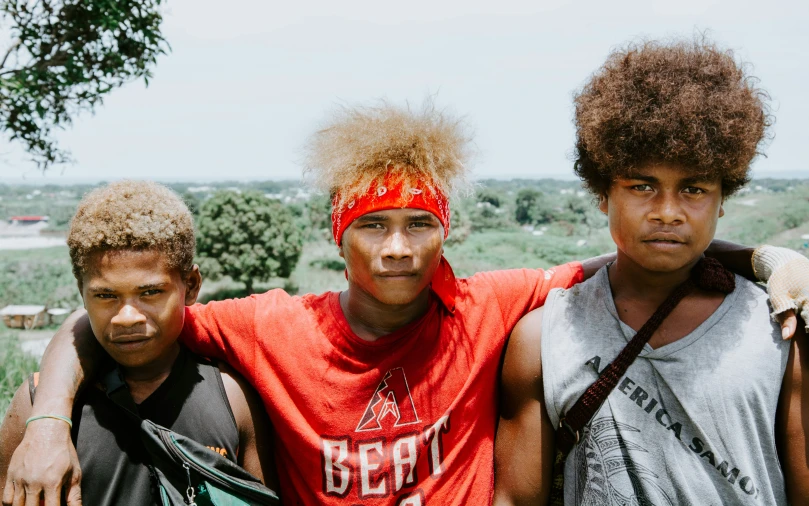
xmin=468 ymin=201 xmax=514 ymax=231
xmin=0 ymin=246 xmax=80 ymax=308
xmin=514 ymin=188 xmax=557 ymax=225
xmin=445 ymin=205 xmax=471 ymax=246
xmin=303 ymin=194 xmax=333 ymax=241
xmin=196 ymin=190 xmax=304 ymax=293
xmin=0 ymin=331 xmax=40 ymax=419
xmin=476 ymin=188 xmax=503 ymax=207
xmin=181 ymin=191 xmax=200 ymax=218
xmin=0 ymin=0 xmax=168 ymax=169
xmin=309 ymin=258 xmax=345 ymax=271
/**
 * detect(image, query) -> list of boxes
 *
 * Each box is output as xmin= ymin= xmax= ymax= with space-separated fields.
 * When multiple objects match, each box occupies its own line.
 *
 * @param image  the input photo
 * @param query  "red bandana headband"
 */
xmin=331 ymin=175 xmax=451 ymax=246
xmin=331 ymin=172 xmax=457 ymax=313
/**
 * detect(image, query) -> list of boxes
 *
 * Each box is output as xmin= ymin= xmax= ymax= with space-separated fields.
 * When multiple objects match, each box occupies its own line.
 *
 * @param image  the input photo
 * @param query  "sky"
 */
xmin=2 ymin=0 xmax=808 ymax=182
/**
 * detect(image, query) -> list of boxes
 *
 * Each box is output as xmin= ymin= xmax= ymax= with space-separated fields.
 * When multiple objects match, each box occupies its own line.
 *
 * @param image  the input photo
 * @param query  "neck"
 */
xmin=122 ymin=342 xmax=180 ymax=404
xmin=340 ymin=285 xmax=432 ymax=342
xmin=608 ymin=251 xmax=700 ymax=304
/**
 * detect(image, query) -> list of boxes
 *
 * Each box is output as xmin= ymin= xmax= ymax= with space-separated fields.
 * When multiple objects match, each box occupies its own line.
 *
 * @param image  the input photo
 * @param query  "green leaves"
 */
xmin=196 ymin=191 xmax=304 ymax=293
xmin=0 ymin=0 xmax=168 ymax=169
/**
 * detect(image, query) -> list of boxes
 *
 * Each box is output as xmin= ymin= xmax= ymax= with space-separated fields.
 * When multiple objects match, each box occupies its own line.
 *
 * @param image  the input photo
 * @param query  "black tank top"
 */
xmin=31 ymin=347 xmax=240 ymax=506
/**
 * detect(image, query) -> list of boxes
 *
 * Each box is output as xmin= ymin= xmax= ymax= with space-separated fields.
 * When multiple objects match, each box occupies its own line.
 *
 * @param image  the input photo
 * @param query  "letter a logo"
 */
xmin=356 ymin=367 xmax=420 ymax=432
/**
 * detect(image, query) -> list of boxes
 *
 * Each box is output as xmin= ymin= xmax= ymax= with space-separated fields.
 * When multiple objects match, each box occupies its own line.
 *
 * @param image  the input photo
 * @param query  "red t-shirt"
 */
xmin=180 ymin=263 xmax=584 ymax=505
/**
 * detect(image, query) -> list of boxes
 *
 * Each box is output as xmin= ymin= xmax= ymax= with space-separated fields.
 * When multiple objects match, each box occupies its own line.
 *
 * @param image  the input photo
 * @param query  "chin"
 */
xmin=376 ymin=293 xmax=421 ymax=306
xmin=635 ymin=255 xmax=696 ymax=273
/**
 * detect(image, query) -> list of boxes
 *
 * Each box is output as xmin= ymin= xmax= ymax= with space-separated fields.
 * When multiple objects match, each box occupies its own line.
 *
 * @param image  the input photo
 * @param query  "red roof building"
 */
xmin=8 ymin=215 xmax=49 ymax=224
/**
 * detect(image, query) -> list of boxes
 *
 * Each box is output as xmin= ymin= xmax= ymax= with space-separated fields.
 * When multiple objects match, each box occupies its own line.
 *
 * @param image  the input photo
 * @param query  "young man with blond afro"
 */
xmin=0 ymin=182 xmax=276 ymax=506
xmin=6 ymin=101 xmax=809 ymax=506
xmin=494 ymin=39 xmax=809 ymax=505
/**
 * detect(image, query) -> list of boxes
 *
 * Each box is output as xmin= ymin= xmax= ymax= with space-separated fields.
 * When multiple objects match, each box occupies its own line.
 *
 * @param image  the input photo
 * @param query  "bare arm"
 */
xmin=777 ymin=327 xmax=809 ymax=505
xmin=0 ymin=380 xmax=33 ymax=502
xmin=581 ymin=252 xmax=616 ymax=280
xmin=494 ymin=308 xmax=554 ymax=506
xmin=3 ymin=310 xmax=100 ymax=506
xmin=219 ymin=364 xmax=278 ymax=492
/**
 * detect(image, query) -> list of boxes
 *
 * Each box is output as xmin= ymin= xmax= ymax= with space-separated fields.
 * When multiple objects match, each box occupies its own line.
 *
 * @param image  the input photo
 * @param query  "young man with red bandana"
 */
xmin=6 ymin=102 xmax=809 ymax=506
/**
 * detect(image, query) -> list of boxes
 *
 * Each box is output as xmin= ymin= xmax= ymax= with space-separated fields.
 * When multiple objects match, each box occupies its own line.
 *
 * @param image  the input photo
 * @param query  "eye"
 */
xmin=631 ymin=184 xmax=653 ymax=192
xmin=142 ymin=289 xmax=163 ymax=296
xmin=409 ymin=221 xmax=431 ymax=228
xmin=682 ymin=186 xmax=706 ymax=194
xmin=94 ymin=293 xmax=116 ymax=300
xmin=362 ymin=223 xmax=384 ymax=229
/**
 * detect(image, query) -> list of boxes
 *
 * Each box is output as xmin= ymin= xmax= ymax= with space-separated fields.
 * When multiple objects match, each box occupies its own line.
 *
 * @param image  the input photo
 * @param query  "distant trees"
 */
xmin=196 ymin=191 xmax=303 ymax=294
xmin=445 ymin=206 xmax=471 ymax=246
xmin=0 ymin=0 xmax=168 ymax=169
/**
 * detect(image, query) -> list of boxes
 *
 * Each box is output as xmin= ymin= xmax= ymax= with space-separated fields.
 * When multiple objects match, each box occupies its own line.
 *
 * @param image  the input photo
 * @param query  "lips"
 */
xmin=643 ymin=232 xmax=686 ymax=244
xmin=109 ymin=334 xmax=153 ymax=350
xmin=377 ymin=272 xmax=417 ymax=277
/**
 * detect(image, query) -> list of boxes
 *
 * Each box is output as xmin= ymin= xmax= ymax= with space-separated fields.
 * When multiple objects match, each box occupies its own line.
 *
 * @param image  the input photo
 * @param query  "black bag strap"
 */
xmin=102 ymin=367 xmax=141 ymax=418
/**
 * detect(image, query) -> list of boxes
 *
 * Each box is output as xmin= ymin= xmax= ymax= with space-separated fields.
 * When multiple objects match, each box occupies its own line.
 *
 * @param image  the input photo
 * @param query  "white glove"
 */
xmin=753 ymin=245 xmax=809 ymax=331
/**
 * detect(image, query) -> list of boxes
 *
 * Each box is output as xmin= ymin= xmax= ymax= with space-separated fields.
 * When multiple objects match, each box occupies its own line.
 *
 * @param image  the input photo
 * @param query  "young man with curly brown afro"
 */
xmin=5 ymin=100 xmax=809 ymax=506
xmin=0 ymin=181 xmax=277 ymax=505
xmin=494 ymin=38 xmax=809 ymax=505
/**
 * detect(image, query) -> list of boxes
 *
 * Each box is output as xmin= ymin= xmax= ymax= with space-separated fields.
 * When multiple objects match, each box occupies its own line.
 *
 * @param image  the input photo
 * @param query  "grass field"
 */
xmin=0 ymin=331 xmax=40 ymax=419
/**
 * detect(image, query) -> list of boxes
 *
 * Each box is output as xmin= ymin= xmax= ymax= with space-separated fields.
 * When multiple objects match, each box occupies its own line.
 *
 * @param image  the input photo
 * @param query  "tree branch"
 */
xmin=0 ymin=39 xmax=21 ymax=71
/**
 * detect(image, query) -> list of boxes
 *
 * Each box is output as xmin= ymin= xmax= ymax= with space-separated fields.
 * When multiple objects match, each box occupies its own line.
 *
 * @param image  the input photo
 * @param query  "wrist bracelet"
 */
xmin=25 ymin=414 xmax=73 ymax=429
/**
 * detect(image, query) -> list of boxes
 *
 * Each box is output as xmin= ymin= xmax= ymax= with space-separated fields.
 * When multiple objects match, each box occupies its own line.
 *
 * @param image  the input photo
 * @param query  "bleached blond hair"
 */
xmin=68 ymin=180 xmax=195 ymax=279
xmin=303 ymin=99 xmax=474 ymax=211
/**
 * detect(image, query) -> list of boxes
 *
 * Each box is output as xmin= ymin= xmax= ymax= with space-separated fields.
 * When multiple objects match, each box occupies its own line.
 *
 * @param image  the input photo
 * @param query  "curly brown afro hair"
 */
xmin=68 ymin=181 xmax=195 ymax=279
xmin=573 ymin=38 xmax=772 ymax=196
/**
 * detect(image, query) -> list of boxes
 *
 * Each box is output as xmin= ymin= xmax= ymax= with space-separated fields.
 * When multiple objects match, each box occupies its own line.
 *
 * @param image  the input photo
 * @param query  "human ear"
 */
xmin=76 ymin=280 xmax=87 ymax=308
xmin=183 ymin=265 xmax=202 ymax=305
xmin=598 ymin=194 xmax=609 ymax=215
xmin=718 ymin=201 xmax=725 ymax=218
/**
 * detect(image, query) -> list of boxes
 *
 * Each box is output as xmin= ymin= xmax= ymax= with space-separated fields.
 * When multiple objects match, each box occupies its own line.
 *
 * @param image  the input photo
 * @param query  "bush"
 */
xmin=0 ymin=332 xmax=40 ymax=419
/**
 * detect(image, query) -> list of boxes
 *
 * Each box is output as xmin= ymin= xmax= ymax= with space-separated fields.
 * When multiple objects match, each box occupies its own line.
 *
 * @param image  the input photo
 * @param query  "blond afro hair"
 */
xmin=303 ymin=99 xmax=474 ymax=211
xmin=68 ymin=180 xmax=195 ymax=279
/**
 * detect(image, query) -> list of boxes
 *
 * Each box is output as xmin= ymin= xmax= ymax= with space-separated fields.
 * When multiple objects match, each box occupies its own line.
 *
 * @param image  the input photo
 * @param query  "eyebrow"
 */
xmin=87 ymin=282 xmax=168 ymax=292
xmin=355 ymin=213 xmax=438 ymax=223
xmin=622 ymin=174 xmax=715 ymax=185
xmin=408 ymin=213 xmax=438 ymax=222
xmin=87 ymin=287 xmax=115 ymax=293
xmin=355 ymin=214 xmax=389 ymax=223
xmin=622 ymin=174 xmax=658 ymax=182
xmin=137 ymin=283 xmax=169 ymax=290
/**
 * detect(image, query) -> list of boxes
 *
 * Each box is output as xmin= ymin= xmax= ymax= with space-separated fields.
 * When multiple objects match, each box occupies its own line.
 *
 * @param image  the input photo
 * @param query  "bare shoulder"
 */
xmin=502 ymin=307 xmax=546 ymax=391
xmin=216 ymin=362 xmax=259 ymax=429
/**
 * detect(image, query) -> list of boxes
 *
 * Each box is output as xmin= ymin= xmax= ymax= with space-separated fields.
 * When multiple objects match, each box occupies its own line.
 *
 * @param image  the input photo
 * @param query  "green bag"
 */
xmin=103 ymin=368 xmax=281 ymax=506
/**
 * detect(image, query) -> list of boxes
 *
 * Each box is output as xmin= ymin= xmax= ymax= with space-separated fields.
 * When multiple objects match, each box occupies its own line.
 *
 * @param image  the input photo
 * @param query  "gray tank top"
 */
xmin=541 ymin=266 xmax=790 ymax=506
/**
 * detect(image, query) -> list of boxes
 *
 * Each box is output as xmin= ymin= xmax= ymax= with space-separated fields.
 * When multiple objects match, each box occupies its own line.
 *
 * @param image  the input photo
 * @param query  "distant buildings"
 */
xmin=8 ymin=215 xmax=49 ymax=225
xmin=0 ymin=305 xmax=70 ymax=329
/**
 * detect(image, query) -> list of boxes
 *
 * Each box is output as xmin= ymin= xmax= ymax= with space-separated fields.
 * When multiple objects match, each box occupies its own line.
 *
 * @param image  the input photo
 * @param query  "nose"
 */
xmin=380 ymin=228 xmax=413 ymax=260
xmin=648 ymin=191 xmax=685 ymax=225
xmin=111 ymin=302 xmax=148 ymax=328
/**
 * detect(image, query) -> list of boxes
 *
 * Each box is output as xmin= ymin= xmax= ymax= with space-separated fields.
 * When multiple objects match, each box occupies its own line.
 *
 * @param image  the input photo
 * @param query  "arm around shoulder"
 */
xmin=2 ymin=310 xmax=92 ymax=506
xmin=0 ymin=378 xmax=35 ymax=501
xmin=494 ymin=307 xmax=555 ymax=506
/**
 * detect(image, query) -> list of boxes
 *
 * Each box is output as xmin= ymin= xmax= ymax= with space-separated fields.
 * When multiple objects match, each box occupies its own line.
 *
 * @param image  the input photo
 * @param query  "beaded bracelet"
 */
xmin=25 ymin=414 xmax=73 ymax=429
